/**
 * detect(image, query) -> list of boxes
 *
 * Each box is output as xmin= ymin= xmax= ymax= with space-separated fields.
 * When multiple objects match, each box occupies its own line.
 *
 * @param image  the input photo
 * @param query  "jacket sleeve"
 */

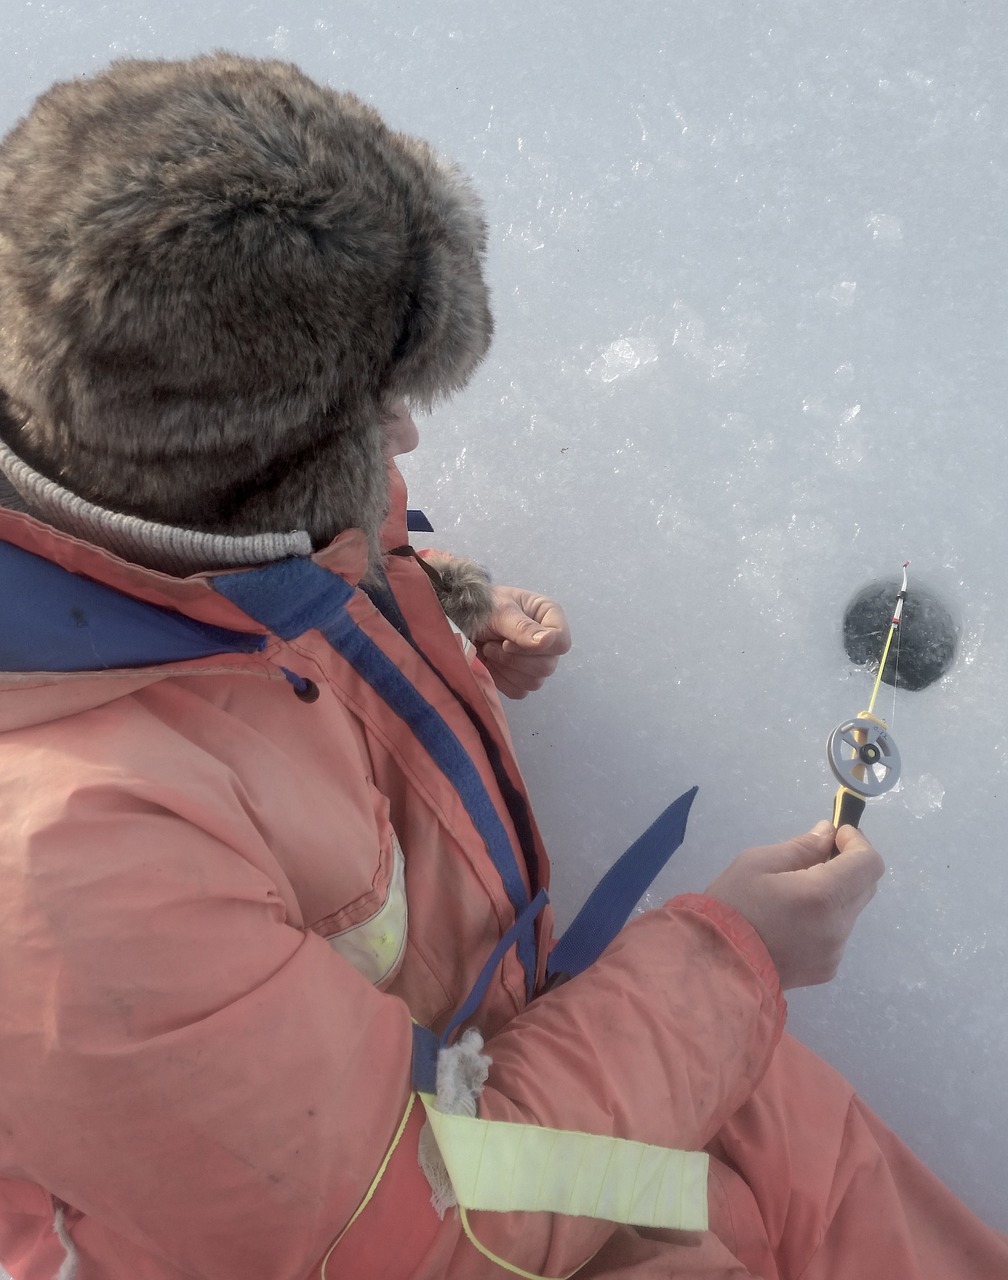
xmin=458 ymin=894 xmax=785 ymax=1276
xmin=334 ymin=893 xmax=786 ymax=1279
xmin=0 ymin=746 xmax=782 ymax=1280
xmin=0 ymin=754 xmax=424 ymax=1279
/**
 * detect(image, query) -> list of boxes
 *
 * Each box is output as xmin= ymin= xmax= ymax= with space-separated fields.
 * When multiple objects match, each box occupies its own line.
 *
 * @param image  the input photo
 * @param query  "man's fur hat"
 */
xmin=0 ymin=53 xmax=493 ymax=555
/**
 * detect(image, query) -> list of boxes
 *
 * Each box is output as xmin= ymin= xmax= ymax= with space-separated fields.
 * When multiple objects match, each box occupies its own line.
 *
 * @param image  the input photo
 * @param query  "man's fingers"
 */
xmin=482 ymin=602 xmax=535 ymax=647
xmin=489 ymin=670 xmax=532 ymax=700
xmin=481 ymin=641 xmax=559 ymax=678
xmin=500 ymin=622 xmax=569 ymax=656
xmin=805 ymin=830 xmax=886 ymax=913
xmin=747 ymin=822 xmax=836 ymax=873
xmin=496 ymin=593 xmax=571 ymax=654
xmin=833 ymin=825 xmax=886 ymax=885
xmin=530 ymin=603 xmax=572 ymax=653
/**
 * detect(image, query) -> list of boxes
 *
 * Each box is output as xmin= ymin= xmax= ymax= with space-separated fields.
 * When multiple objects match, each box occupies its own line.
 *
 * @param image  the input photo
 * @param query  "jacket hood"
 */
xmin=0 ymin=505 xmax=371 ymax=732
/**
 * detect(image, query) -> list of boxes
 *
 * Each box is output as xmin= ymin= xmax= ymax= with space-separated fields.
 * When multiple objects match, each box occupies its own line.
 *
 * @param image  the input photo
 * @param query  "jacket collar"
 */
xmin=0 ymin=500 xmax=372 ymax=636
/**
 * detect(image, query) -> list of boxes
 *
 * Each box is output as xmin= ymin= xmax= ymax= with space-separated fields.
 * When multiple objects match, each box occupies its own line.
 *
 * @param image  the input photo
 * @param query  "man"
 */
xmin=0 ymin=52 xmax=1004 ymax=1280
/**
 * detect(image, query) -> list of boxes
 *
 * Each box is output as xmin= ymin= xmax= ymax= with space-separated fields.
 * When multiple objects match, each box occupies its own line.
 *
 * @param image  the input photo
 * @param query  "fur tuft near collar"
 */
xmin=420 ymin=550 xmax=495 ymax=640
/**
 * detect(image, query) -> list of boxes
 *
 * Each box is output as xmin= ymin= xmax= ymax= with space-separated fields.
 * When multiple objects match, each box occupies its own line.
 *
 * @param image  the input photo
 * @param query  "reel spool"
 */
xmin=827 ymin=715 xmax=901 ymax=798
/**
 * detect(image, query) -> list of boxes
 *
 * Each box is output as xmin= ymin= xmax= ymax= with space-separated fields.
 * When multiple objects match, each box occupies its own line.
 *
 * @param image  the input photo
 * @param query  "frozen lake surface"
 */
xmin=3 ymin=0 xmax=1006 ymax=1239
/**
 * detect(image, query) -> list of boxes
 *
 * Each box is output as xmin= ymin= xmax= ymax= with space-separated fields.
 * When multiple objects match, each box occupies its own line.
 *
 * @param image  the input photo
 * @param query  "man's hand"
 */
xmin=473 ymin=586 xmax=572 ymax=699
xmin=703 ymin=822 xmax=886 ymax=989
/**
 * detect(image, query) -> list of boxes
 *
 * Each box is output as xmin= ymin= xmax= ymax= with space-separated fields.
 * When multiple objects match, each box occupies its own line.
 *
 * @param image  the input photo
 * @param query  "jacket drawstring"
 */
xmin=52 ymin=1200 xmax=80 ymax=1280
xmin=276 ymin=665 xmax=320 ymax=703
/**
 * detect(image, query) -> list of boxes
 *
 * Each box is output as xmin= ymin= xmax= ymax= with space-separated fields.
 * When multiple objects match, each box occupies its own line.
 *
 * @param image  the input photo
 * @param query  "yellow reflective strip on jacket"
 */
xmin=418 ymin=1093 xmax=709 ymax=1232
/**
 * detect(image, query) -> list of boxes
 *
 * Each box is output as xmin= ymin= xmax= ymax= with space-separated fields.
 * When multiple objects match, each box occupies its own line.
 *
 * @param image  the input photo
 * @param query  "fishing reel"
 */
xmin=827 ymin=710 xmax=901 ymax=838
xmin=827 ymin=713 xmax=901 ymax=798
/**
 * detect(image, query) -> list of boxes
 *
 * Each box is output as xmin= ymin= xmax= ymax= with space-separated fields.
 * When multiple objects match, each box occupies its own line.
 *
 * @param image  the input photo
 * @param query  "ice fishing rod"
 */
xmin=826 ymin=562 xmax=908 ymax=845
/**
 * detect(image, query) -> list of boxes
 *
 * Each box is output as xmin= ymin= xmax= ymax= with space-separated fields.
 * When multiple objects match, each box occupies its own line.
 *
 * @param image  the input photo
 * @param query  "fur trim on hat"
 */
xmin=0 ymin=54 xmax=493 ymax=562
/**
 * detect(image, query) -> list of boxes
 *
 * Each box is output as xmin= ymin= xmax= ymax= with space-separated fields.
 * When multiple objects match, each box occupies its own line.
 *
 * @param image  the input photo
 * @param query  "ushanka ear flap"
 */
xmin=384 ymin=144 xmax=494 ymax=408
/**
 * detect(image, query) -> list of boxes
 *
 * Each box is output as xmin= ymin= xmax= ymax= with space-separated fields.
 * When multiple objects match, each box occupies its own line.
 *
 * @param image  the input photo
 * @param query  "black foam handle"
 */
xmin=830 ymin=789 xmax=866 ymax=857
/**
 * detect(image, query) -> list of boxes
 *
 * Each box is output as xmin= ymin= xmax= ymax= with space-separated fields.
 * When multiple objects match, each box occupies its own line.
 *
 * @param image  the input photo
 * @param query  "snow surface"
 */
xmin=2 ymin=0 xmax=1006 ymax=1242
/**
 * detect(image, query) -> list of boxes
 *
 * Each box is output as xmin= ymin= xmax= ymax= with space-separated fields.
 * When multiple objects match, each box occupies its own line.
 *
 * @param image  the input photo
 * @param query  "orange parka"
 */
xmin=0 ymin=466 xmax=882 ymax=1280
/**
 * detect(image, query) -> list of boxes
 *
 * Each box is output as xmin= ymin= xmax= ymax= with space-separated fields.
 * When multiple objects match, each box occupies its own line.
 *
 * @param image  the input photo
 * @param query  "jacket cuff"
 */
xmin=669 ymin=893 xmax=787 ymax=1040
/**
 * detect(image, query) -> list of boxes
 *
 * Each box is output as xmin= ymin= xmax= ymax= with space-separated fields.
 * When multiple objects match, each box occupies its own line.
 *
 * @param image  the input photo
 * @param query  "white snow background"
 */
xmin=2 ymin=0 xmax=1005 ymax=1243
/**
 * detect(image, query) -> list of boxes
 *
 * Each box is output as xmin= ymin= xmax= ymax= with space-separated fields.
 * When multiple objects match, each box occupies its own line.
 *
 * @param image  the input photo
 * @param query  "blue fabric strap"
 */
xmin=411 ymin=1023 xmax=441 ymax=1095
xmin=547 ymin=786 xmax=698 ymax=980
xmin=411 ymin=887 xmax=549 ymax=1094
xmin=363 ymin=563 xmax=543 ymax=900
xmin=440 ymin=888 xmax=549 ymax=1049
xmin=213 ymin=557 xmax=356 ymax=641
xmin=213 ymin=559 xmax=541 ymax=1000
xmin=413 ymin=785 xmax=696 ymax=1086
